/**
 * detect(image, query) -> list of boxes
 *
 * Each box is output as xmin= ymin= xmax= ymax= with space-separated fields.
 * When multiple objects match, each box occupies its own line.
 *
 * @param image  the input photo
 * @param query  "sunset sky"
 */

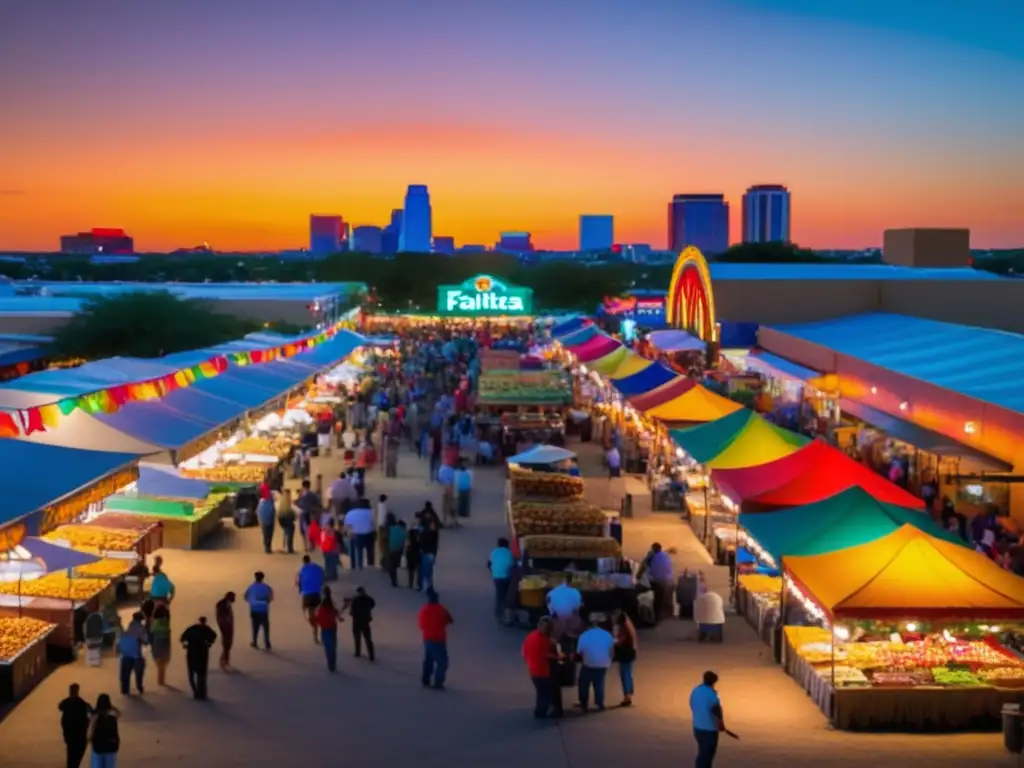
xmin=1 ymin=0 xmax=1022 ymax=252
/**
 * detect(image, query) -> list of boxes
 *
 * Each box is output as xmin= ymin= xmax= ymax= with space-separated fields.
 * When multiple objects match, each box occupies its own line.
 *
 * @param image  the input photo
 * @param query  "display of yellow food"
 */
xmin=181 ymin=465 xmax=267 ymax=483
xmin=511 ymin=501 xmax=606 ymax=537
xmin=0 ymin=573 xmax=110 ymax=601
xmin=75 ymin=558 xmax=133 ymax=579
xmin=0 ymin=617 xmax=56 ymax=661
xmin=42 ymin=525 xmax=140 ymax=553
xmin=229 ymin=436 xmax=294 ymax=459
xmin=518 ymin=571 xmax=615 ymax=592
xmin=520 ymin=534 xmax=620 ymax=559
xmin=509 ymin=468 xmax=584 ymax=501
xmin=979 ymin=667 xmax=1024 ymax=681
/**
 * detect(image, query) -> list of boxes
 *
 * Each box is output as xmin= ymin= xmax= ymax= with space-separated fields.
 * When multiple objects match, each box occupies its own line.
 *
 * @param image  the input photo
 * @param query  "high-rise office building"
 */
xmin=60 ymin=227 xmax=134 ymax=254
xmin=381 ymin=209 xmax=402 ymax=255
xmin=742 ymin=184 xmax=791 ymax=243
xmin=432 ymin=236 xmax=455 ymax=256
xmin=579 ymin=215 xmax=614 ymax=251
xmin=309 ymin=214 xmax=343 ymax=256
xmin=399 ymin=185 xmax=432 ymax=252
xmin=352 ymin=225 xmax=383 ymax=254
xmin=667 ymin=194 xmax=729 ymax=254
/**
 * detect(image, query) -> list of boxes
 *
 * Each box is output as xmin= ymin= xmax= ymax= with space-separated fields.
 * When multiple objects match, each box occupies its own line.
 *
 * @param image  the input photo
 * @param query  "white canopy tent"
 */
xmin=508 ymin=444 xmax=577 ymax=466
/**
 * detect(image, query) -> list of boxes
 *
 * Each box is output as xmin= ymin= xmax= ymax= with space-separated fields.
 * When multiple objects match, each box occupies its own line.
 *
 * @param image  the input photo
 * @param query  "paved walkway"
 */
xmin=0 ymin=441 xmax=1016 ymax=766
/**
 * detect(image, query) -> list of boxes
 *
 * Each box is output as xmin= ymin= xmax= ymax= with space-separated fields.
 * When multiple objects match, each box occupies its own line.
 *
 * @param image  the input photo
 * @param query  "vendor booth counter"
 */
xmin=0 ymin=616 xmax=56 ymax=702
xmin=102 ymin=494 xmax=228 ymax=550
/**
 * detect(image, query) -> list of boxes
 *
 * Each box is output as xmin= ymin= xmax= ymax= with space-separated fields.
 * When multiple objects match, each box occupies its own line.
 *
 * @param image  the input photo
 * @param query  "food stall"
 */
xmin=100 ymin=494 xmax=226 ymax=550
xmin=477 ymin=370 xmax=573 ymax=448
xmin=0 ymin=616 xmax=57 ymax=702
xmin=781 ymin=524 xmax=1024 ymax=731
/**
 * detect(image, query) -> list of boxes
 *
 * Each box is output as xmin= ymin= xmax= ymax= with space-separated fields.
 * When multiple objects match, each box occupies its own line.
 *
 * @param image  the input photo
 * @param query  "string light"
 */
xmin=783 ymin=573 xmax=830 ymax=626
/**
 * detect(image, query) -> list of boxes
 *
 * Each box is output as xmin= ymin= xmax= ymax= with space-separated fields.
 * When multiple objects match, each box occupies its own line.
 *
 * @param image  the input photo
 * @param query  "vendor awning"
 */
xmin=559 ymin=324 xmax=600 ymax=348
xmin=712 ymin=439 xmax=924 ymax=510
xmin=136 ymin=462 xmax=211 ymax=500
xmin=746 ymin=350 xmax=819 ymax=382
xmin=648 ymin=329 xmax=707 ymax=353
xmin=587 ymin=346 xmax=628 ymax=376
xmin=671 ymin=408 xmax=809 ymax=469
xmin=607 ymin=352 xmax=653 ymax=380
xmin=644 ymin=384 xmax=744 ymax=425
xmin=740 ymin=486 xmax=963 ymax=564
xmin=0 ymin=441 xmax=138 ymax=529
xmin=610 ymin=363 xmax=677 ymax=396
xmin=840 ymin=398 xmax=1012 ymax=472
xmin=573 ymin=335 xmax=622 ymax=363
xmin=785 ymin=524 xmax=1024 ymax=621
xmin=508 ymin=445 xmax=577 ymax=465
xmin=551 ymin=317 xmax=589 ymax=339
xmin=628 ymin=376 xmax=695 ymax=412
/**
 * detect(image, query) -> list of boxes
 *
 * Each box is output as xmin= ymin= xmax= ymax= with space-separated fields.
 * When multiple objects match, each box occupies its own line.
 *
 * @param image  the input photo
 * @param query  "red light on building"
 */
xmin=611 ymin=244 xmax=623 ymax=254
xmin=91 ymin=227 xmax=127 ymax=238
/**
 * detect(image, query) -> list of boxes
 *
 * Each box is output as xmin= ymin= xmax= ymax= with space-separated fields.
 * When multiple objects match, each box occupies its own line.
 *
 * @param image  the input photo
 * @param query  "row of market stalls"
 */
xmin=548 ymin=316 xmax=1024 ymax=732
xmin=0 ymin=324 xmax=366 ymax=701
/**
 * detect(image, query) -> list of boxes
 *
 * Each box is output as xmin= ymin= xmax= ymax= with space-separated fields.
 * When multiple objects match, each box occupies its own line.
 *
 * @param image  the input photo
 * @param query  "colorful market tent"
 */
xmin=558 ymin=324 xmax=600 ymax=347
xmin=713 ymin=439 xmax=924 ymax=510
xmin=648 ymin=329 xmax=707 ymax=353
xmin=785 ymin=524 xmax=1024 ymax=621
xmin=550 ymin=317 xmax=589 ymax=339
xmin=643 ymin=384 xmax=744 ymax=424
xmin=587 ymin=346 xmax=629 ymax=376
xmin=628 ymin=376 xmax=695 ymax=412
xmin=573 ymin=335 xmax=622 ymax=363
xmin=607 ymin=352 xmax=653 ymax=380
xmin=610 ymin=363 xmax=678 ymax=396
xmin=0 ymin=440 xmax=138 ymax=529
xmin=739 ymin=487 xmax=963 ymax=565
xmin=670 ymin=408 xmax=809 ymax=469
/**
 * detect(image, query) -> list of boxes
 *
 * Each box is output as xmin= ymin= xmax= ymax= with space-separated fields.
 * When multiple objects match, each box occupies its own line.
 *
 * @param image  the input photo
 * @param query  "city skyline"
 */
xmin=1 ymin=0 xmax=1022 ymax=252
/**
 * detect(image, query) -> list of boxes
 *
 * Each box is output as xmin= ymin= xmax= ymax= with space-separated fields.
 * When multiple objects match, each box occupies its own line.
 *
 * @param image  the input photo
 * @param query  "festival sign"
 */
xmin=436 ymin=274 xmax=533 ymax=317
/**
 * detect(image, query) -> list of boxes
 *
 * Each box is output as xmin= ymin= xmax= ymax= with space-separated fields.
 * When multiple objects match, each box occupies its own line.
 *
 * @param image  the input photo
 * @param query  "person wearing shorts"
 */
xmin=297 ymin=555 xmax=325 ymax=643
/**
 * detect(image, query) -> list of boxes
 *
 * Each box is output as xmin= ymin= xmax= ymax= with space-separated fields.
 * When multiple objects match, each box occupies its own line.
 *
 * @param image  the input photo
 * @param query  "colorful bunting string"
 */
xmin=0 ymin=321 xmax=350 ymax=438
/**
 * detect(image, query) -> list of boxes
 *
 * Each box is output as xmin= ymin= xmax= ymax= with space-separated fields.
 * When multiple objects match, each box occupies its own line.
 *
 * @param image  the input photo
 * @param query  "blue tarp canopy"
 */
xmin=508 ymin=445 xmax=577 ymax=465
xmin=136 ymin=463 xmax=211 ymax=499
xmin=93 ymin=399 xmax=225 ymax=450
xmin=20 ymin=537 xmax=102 ymax=570
xmin=0 ymin=441 xmax=137 ymax=529
xmin=746 ymin=351 xmax=819 ymax=382
xmin=648 ymin=330 xmax=707 ymax=352
xmin=611 ymin=363 xmax=678 ymax=396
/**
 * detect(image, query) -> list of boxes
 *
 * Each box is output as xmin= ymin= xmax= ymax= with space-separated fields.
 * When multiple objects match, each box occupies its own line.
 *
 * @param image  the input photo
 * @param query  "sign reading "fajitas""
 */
xmin=436 ymin=274 xmax=533 ymax=316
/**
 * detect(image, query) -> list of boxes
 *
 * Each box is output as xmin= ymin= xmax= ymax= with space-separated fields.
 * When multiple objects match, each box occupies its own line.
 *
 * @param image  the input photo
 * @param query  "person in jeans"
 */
xmin=314 ymin=587 xmax=344 ymax=672
xmin=244 ymin=571 xmax=274 ymax=650
xmin=419 ymin=520 xmax=439 ymax=593
xmin=88 ymin=694 xmax=120 ymax=768
xmin=613 ymin=609 xmax=638 ymax=706
xmin=454 ymin=461 xmax=473 ymax=518
xmin=522 ymin=617 xmax=561 ymax=718
xmin=386 ymin=518 xmax=407 ymax=587
xmin=344 ymin=498 xmax=376 ymax=569
xmin=575 ymin=617 xmax=615 ymax=713
xmin=418 ymin=589 xmax=453 ymax=690
xmin=117 ymin=613 xmax=147 ymax=696
xmin=320 ymin=520 xmax=341 ymax=581
xmin=690 ymin=670 xmax=726 ymax=768
xmin=488 ymin=538 xmax=515 ymax=623
xmin=276 ymin=489 xmax=296 ymax=554
xmin=256 ymin=492 xmax=276 ymax=554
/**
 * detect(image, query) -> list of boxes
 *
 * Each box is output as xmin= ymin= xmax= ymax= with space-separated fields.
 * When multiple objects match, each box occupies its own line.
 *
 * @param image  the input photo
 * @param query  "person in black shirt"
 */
xmin=88 ymin=694 xmax=120 ymax=766
xmin=348 ymin=586 xmax=376 ymax=661
xmin=58 ymin=683 xmax=92 ymax=768
xmin=180 ymin=617 xmax=218 ymax=700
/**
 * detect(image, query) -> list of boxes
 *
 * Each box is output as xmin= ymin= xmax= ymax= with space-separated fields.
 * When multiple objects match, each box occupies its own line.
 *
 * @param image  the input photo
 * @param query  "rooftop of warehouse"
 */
xmin=0 ymin=281 xmax=366 ymax=313
xmin=707 ymin=264 xmax=1003 ymax=281
xmin=766 ymin=312 xmax=1024 ymax=414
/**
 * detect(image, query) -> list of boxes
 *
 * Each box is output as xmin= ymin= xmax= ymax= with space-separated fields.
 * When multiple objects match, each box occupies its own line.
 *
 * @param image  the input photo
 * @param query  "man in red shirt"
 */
xmin=418 ymin=589 xmax=453 ymax=690
xmin=522 ymin=617 xmax=561 ymax=718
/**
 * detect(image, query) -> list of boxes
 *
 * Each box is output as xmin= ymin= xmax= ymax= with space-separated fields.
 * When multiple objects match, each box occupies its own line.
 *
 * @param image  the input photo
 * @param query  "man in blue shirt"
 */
xmin=244 ymin=571 xmax=274 ymax=651
xmin=487 ymin=538 xmax=515 ymax=623
xmin=118 ymin=612 xmax=148 ymax=695
xmin=149 ymin=564 xmax=175 ymax=604
xmin=454 ymin=461 xmax=473 ymax=519
xmin=690 ymin=670 xmax=725 ymax=767
xmin=296 ymin=555 xmax=325 ymax=643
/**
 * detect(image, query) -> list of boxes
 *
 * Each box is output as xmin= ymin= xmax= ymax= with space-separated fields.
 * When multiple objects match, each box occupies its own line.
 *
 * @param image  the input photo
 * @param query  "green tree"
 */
xmin=714 ymin=242 xmax=824 ymax=263
xmin=49 ymin=291 xmax=264 ymax=360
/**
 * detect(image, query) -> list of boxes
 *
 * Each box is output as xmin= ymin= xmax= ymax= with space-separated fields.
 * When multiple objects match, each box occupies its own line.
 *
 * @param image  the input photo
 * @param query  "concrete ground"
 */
xmin=0 ymin=440 xmax=1016 ymax=767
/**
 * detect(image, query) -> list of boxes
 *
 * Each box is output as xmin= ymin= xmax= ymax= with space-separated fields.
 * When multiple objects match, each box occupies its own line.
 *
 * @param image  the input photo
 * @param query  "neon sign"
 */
xmin=437 ymin=274 xmax=533 ymax=316
xmin=666 ymin=246 xmax=717 ymax=342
